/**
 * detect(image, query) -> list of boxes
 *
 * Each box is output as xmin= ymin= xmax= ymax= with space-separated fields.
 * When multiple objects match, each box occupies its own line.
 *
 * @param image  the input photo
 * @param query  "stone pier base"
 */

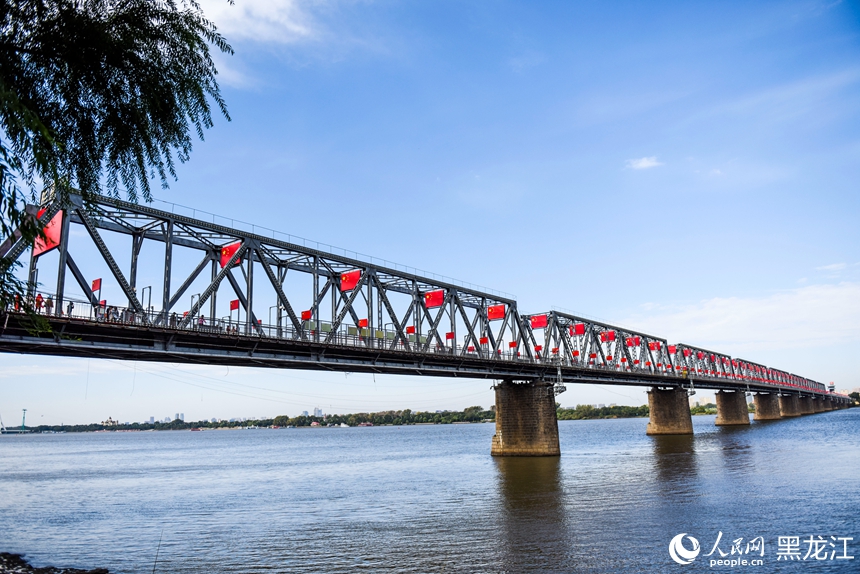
xmin=798 ymin=395 xmax=814 ymax=415
xmin=753 ymin=393 xmax=782 ymax=421
xmin=715 ymin=390 xmax=750 ymax=426
xmin=491 ymin=380 xmax=560 ymax=456
xmin=812 ymin=398 xmax=825 ymax=413
xmin=779 ymin=394 xmax=801 ymax=417
xmin=646 ymin=387 xmax=693 ymax=435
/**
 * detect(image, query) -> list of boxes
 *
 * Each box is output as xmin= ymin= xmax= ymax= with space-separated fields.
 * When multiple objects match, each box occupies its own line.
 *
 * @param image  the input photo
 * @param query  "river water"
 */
xmin=1 ymin=411 xmax=857 ymax=573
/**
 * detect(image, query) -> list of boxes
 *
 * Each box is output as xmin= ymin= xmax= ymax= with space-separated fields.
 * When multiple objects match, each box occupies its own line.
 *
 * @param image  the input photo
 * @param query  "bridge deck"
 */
xmin=0 ymin=312 xmax=832 ymax=397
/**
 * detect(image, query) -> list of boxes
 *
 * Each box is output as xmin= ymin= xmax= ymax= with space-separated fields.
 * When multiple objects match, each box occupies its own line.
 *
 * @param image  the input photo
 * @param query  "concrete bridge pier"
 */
xmin=491 ymin=380 xmax=560 ymax=457
xmin=646 ymin=387 xmax=693 ymax=435
xmin=824 ymin=399 xmax=835 ymax=411
xmin=715 ymin=390 xmax=750 ymax=426
xmin=812 ymin=398 xmax=825 ymax=413
xmin=753 ymin=393 xmax=782 ymax=421
xmin=798 ymin=395 xmax=814 ymax=415
xmin=779 ymin=394 xmax=801 ymax=417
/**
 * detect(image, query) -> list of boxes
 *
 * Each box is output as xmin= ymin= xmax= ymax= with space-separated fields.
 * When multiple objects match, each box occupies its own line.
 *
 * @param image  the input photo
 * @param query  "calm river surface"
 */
xmin=1 ymin=411 xmax=858 ymax=573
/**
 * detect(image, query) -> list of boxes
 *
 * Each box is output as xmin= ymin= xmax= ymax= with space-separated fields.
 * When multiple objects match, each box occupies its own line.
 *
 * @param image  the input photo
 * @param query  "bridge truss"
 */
xmin=0 ymin=193 xmax=845 ymax=401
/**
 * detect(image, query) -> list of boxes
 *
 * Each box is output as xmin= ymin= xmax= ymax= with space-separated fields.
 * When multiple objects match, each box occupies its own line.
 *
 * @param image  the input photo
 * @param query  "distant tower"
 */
xmin=180 ymin=413 xmax=185 ymax=422
xmin=21 ymin=409 xmax=27 ymax=431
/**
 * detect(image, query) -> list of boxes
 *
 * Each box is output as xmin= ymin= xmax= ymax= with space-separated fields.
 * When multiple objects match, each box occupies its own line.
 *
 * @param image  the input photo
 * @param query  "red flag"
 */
xmin=606 ymin=355 xmax=613 ymax=361
xmin=445 ymin=331 xmax=455 ymax=340
xmin=406 ymin=326 xmax=416 ymax=334
xmin=479 ymin=336 xmax=489 ymax=345
xmin=508 ymin=341 xmax=517 ymax=348
xmin=358 ymin=318 xmax=368 ymax=328
xmin=696 ymin=351 xmax=704 ymax=360
xmin=530 ymin=314 xmax=548 ymax=329
xmin=648 ymin=342 xmax=661 ymax=351
xmin=99 ymin=299 xmax=106 ymax=307
xmin=301 ymin=310 xmax=312 ymax=321
xmin=572 ymin=350 xmax=580 ymax=357
xmin=219 ymin=241 xmax=242 ymax=268
xmin=424 ymin=289 xmax=445 ymax=309
xmin=571 ymin=323 xmax=586 ymax=336
xmin=229 ymin=299 xmax=239 ymax=311
xmin=604 ymin=330 xmax=616 ymax=342
xmin=683 ymin=349 xmax=691 ymax=357
xmin=668 ymin=345 xmax=677 ymax=354
xmin=468 ymin=346 xmax=475 ymax=352
xmin=626 ymin=336 xmax=641 ymax=347
xmin=487 ymin=304 xmax=505 ymax=320
xmin=33 ymin=209 xmax=63 ymax=257
xmin=551 ymin=347 xmax=558 ymax=354
xmin=534 ymin=345 xmax=542 ymax=352
xmin=340 ymin=270 xmax=361 ymax=291
xmin=91 ymin=278 xmax=102 ymax=292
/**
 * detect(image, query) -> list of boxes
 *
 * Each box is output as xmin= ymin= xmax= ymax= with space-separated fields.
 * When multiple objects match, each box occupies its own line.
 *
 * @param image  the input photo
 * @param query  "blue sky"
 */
xmin=3 ymin=0 xmax=860 ymax=425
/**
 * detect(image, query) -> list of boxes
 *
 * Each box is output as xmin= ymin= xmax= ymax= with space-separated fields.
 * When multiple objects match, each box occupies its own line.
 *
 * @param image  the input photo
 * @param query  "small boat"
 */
xmin=190 ymin=427 xmax=202 ymax=431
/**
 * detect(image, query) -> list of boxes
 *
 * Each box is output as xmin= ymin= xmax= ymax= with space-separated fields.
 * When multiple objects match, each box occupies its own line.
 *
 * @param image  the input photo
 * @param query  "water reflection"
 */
xmin=714 ymin=426 xmax=755 ymax=474
xmin=651 ymin=435 xmax=698 ymax=489
xmin=494 ymin=457 xmax=569 ymax=572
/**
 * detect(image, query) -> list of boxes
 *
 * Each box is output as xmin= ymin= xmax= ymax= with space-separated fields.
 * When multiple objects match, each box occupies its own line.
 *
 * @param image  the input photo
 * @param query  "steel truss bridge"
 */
xmin=0 ymin=193 xmax=848 ymax=403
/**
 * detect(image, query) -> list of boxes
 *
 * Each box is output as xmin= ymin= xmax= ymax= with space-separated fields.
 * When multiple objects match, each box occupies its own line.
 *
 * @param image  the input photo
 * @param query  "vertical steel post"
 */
xmin=27 ymin=247 xmax=38 ymax=299
xmin=246 ymin=248 xmax=254 ymax=334
xmin=128 ymin=232 xmax=142 ymax=308
xmin=367 ymin=272 xmax=373 ymax=348
xmin=313 ymin=256 xmax=320 ymax=342
xmin=54 ymin=209 xmax=71 ymax=315
xmin=209 ymin=258 xmax=218 ymax=325
xmin=450 ymin=295 xmax=456 ymax=353
xmin=162 ymin=220 xmax=173 ymax=323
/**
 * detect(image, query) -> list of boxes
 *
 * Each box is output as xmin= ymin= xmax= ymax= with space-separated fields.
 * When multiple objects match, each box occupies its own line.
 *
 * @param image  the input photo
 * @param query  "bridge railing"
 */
xmin=2 ymin=294 xmax=824 ymax=393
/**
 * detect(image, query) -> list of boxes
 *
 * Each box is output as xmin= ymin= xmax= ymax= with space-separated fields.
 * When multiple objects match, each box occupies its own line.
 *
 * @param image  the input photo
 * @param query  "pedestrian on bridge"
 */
xmin=45 ymin=297 xmax=53 ymax=316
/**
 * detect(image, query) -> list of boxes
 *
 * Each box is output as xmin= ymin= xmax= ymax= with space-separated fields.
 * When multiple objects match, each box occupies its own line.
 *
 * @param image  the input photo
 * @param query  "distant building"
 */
xmin=149 ymin=416 xmax=155 ymax=424
xmin=301 ymin=411 xmax=309 ymax=417
xmin=313 ymin=407 xmax=323 ymax=417
xmin=180 ymin=413 xmax=184 ymax=422
xmin=210 ymin=418 xmax=218 ymax=423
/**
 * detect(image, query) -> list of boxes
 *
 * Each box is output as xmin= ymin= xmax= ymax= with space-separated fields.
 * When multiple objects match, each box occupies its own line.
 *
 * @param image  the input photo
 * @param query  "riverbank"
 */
xmin=0 ymin=553 xmax=108 ymax=574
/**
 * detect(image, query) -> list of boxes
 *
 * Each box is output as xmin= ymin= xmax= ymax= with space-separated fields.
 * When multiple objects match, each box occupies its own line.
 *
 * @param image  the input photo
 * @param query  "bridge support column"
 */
xmin=753 ymin=393 xmax=781 ymax=421
xmin=646 ymin=387 xmax=693 ymax=435
xmin=779 ymin=394 xmax=801 ymax=417
xmin=715 ymin=390 xmax=750 ymax=426
xmin=812 ymin=398 xmax=825 ymax=413
xmin=491 ymin=380 xmax=560 ymax=457
xmin=824 ymin=399 xmax=834 ymax=411
xmin=798 ymin=395 xmax=814 ymax=415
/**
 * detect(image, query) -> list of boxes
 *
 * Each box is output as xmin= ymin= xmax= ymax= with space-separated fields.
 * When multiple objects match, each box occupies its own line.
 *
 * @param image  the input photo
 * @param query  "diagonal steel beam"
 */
xmin=258 ymin=248 xmax=304 ymax=336
xmin=372 ymin=274 xmax=410 ymax=351
xmin=77 ymin=209 xmax=148 ymax=320
xmin=65 ymin=253 xmax=100 ymax=306
xmin=325 ymin=272 xmax=368 ymax=344
xmin=167 ymin=254 xmax=212 ymax=312
xmin=420 ymin=292 xmax=450 ymax=352
xmin=179 ymin=243 xmax=247 ymax=328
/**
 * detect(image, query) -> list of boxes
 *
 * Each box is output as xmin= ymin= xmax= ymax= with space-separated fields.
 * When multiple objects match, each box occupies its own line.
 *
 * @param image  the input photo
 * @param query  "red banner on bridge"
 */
xmin=424 ymin=289 xmax=445 ymax=309
xmin=529 ymin=314 xmax=548 ymax=329
xmin=487 ymin=304 xmax=505 ymax=320
xmin=220 ymin=241 xmax=242 ymax=268
xmin=340 ymin=270 xmax=361 ymax=291
xmin=33 ymin=209 xmax=63 ymax=257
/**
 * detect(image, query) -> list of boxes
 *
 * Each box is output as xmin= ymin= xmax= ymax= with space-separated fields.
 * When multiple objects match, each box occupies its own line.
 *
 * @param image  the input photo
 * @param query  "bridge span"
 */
xmin=0 ymin=193 xmax=852 ymax=454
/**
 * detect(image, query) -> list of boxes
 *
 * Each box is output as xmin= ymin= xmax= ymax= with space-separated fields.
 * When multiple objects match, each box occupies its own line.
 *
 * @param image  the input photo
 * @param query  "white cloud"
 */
xmin=816 ymin=263 xmax=846 ymax=272
xmin=622 ymin=282 xmax=860 ymax=354
xmin=625 ymin=156 xmax=663 ymax=170
xmin=198 ymin=0 xmax=318 ymax=44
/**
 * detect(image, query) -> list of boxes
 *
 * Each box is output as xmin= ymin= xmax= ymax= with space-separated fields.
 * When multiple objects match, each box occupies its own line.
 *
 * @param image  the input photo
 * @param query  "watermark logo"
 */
xmin=670 ymin=533 xmax=701 ymax=565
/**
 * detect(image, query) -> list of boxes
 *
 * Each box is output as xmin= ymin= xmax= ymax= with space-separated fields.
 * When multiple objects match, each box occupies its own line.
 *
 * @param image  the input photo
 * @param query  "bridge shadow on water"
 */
xmin=650 ymin=434 xmax=698 ymax=485
xmin=493 ymin=457 xmax=571 ymax=573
